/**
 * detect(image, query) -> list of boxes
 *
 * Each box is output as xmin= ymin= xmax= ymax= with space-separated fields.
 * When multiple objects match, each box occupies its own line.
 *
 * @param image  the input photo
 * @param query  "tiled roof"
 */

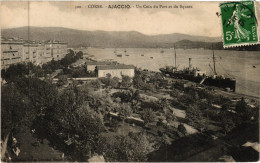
xmin=97 ymin=64 xmax=135 ymax=70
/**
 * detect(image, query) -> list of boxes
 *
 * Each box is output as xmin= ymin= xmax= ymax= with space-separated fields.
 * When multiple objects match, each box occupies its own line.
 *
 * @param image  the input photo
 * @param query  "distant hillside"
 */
xmin=174 ymin=40 xmax=260 ymax=51
xmin=2 ymin=26 xmax=221 ymax=48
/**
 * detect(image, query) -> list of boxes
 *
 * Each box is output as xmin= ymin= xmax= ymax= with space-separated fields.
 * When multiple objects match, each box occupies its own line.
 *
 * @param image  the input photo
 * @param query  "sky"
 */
xmin=1 ymin=1 xmax=260 ymax=37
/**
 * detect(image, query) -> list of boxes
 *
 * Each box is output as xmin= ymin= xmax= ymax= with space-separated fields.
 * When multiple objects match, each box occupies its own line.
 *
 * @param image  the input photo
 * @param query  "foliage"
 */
xmin=158 ymin=98 xmax=168 ymax=111
xmin=99 ymin=132 xmax=153 ymax=162
xmin=47 ymin=104 xmax=104 ymax=160
xmin=141 ymin=101 xmax=160 ymax=112
xmin=118 ymin=103 xmax=133 ymax=122
xmin=99 ymin=76 xmax=119 ymax=88
xmin=165 ymin=111 xmax=177 ymax=123
xmin=57 ymin=75 xmax=68 ymax=87
xmin=186 ymin=104 xmax=205 ymax=130
xmin=121 ymin=75 xmax=132 ymax=88
xmin=89 ymin=79 xmax=102 ymax=89
xmin=172 ymin=81 xmax=185 ymax=91
xmin=141 ymin=108 xmax=156 ymax=125
xmin=179 ymin=93 xmax=197 ymax=105
xmin=235 ymin=98 xmax=249 ymax=119
xmin=178 ymin=123 xmax=187 ymax=135
xmin=235 ymin=98 xmax=259 ymax=121
xmin=112 ymin=89 xmax=140 ymax=103
xmin=1 ymin=62 xmax=45 ymax=82
xmin=133 ymin=71 xmax=155 ymax=91
xmin=219 ymin=110 xmax=235 ymax=135
xmin=162 ymin=134 xmax=172 ymax=145
xmin=1 ymin=84 xmax=31 ymax=138
xmin=108 ymin=119 xmax=120 ymax=129
xmin=60 ymin=50 xmax=76 ymax=67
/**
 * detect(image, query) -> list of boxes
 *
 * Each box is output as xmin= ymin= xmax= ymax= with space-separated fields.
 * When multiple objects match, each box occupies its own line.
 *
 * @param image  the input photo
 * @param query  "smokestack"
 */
xmin=189 ymin=58 xmax=192 ymax=70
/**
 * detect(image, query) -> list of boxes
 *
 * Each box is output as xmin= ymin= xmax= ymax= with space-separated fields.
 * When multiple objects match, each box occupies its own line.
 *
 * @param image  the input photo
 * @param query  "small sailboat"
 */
xmin=160 ymin=49 xmax=164 ymax=53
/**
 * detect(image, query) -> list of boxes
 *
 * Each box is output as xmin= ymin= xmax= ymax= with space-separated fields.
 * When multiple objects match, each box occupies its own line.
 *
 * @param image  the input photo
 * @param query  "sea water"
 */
xmin=79 ymin=48 xmax=260 ymax=98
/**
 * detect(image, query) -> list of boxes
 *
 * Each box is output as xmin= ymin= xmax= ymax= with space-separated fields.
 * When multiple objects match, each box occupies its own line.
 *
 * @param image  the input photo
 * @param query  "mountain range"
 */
xmin=2 ymin=27 xmax=260 ymax=50
xmin=2 ymin=27 xmax=221 ymax=48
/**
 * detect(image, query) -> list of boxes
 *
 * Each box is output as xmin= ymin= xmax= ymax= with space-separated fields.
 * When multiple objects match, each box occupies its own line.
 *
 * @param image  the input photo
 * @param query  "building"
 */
xmin=1 ymin=37 xmax=68 ymax=69
xmin=1 ymin=37 xmax=24 ymax=69
xmin=86 ymin=61 xmax=116 ymax=72
xmin=46 ymin=40 xmax=68 ymax=61
xmin=23 ymin=42 xmax=38 ymax=64
xmin=96 ymin=64 xmax=135 ymax=79
xmin=36 ymin=43 xmax=45 ymax=65
xmin=43 ymin=43 xmax=52 ymax=63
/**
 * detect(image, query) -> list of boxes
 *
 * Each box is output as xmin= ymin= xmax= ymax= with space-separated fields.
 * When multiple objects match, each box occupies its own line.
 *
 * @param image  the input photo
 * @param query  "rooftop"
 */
xmin=45 ymin=40 xmax=67 ymax=44
xmin=86 ymin=61 xmax=116 ymax=65
xmin=1 ymin=37 xmax=67 ymax=45
xmin=97 ymin=64 xmax=135 ymax=70
xmin=1 ymin=37 xmax=24 ymax=44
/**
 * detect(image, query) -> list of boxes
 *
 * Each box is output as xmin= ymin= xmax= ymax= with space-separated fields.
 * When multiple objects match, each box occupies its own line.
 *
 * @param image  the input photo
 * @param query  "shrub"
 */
xmin=178 ymin=123 xmax=187 ymax=135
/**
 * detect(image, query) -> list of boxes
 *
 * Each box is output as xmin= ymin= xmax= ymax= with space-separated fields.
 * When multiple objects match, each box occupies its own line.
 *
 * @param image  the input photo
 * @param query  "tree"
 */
xmin=112 ymin=89 xmax=140 ymax=105
xmin=118 ymin=104 xmax=133 ymax=123
xmin=100 ymin=74 xmax=119 ymax=88
xmin=141 ymin=108 xmax=156 ymax=125
xmin=44 ymin=93 xmax=105 ymax=161
xmin=1 ymin=84 xmax=32 ymax=138
xmin=1 ymin=63 xmax=29 ymax=82
xmin=158 ymin=98 xmax=168 ymax=112
xmin=178 ymin=123 xmax=187 ymax=135
xmin=162 ymin=134 xmax=172 ymax=145
xmin=235 ymin=98 xmax=252 ymax=120
xmin=57 ymin=75 xmax=68 ymax=87
xmin=185 ymin=104 xmax=207 ymax=131
xmin=76 ymin=51 xmax=83 ymax=60
xmin=166 ymin=111 xmax=177 ymax=123
xmin=219 ymin=111 xmax=235 ymax=135
xmin=110 ymin=77 xmax=119 ymax=88
xmin=99 ymin=132 xmax=153 ymax=162
xmin=90 ymin=79 xmax=102 ymax=89
xmin=121 ymin=75 xmax=132 ymax=88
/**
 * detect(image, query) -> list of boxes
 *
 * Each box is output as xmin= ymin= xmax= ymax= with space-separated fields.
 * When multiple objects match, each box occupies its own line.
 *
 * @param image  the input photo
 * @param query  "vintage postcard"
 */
xmin=1 ymin=1 xmax=259 ymax=162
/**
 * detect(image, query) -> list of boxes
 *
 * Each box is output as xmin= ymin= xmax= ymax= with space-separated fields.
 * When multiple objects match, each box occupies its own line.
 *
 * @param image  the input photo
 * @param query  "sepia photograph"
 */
xmin=1 ymin=1 xmax=260 ymax=162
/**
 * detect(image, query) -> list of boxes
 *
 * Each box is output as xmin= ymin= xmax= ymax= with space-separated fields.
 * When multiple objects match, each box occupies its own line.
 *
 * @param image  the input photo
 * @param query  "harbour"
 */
xmin=79 ymin=47 xmax=260 ymax=98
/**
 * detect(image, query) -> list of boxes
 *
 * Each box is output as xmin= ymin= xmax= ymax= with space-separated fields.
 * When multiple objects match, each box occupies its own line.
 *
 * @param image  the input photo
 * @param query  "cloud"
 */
xmin=3 ymin=1 xmax=258 ymax=37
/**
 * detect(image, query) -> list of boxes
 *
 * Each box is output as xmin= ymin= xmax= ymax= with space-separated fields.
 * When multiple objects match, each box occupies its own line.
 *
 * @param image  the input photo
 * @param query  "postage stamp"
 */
xmin=220 ymin=1 xmax=259 ymax=48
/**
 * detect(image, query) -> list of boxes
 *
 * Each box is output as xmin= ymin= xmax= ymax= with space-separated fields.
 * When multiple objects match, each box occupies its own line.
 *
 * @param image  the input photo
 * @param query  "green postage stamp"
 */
xmin=220 ymin=1 xmax=259 ymax=48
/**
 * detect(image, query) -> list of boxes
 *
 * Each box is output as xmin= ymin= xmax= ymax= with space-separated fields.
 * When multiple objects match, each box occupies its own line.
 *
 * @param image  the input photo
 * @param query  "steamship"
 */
xmin=159 ymin=45 xmax=236 ymax=91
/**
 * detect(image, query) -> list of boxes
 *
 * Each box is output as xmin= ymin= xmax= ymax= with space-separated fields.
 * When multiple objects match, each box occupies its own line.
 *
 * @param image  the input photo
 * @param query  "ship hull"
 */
xmin=160 ymin=69 xmax=236 ymax=92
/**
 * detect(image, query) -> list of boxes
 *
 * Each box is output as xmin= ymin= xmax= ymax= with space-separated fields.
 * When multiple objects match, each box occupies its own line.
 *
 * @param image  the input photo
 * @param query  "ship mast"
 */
xmin=212 ymin=44 xmax=217 ymax=75
xmin=174 ymin=44 xmax=176 ymax=68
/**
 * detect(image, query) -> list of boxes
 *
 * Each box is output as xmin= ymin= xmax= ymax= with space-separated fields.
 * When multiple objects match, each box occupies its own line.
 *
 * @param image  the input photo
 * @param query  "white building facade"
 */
xmin=97 ymin=65 xmax=135 ymax=79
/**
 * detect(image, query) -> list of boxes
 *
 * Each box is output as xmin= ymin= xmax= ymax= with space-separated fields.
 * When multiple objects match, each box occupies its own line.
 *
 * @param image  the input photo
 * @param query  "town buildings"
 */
xmin=45 ymin=40 xmax=68 ymax=61
xmin=1 ymin=37 xmax=68 ymax=69
xmin=1 ymin=37 xmax=24 ymax=69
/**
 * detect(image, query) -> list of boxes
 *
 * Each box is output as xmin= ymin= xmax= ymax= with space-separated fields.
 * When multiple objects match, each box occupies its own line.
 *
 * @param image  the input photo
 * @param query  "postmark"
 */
xmin=220 ymin=1 xmax=259 ymax=48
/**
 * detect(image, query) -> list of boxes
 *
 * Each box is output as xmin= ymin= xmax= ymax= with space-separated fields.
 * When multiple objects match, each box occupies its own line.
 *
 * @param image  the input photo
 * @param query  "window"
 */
xmin=9 ymin=46 xmax=12 ymax=50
